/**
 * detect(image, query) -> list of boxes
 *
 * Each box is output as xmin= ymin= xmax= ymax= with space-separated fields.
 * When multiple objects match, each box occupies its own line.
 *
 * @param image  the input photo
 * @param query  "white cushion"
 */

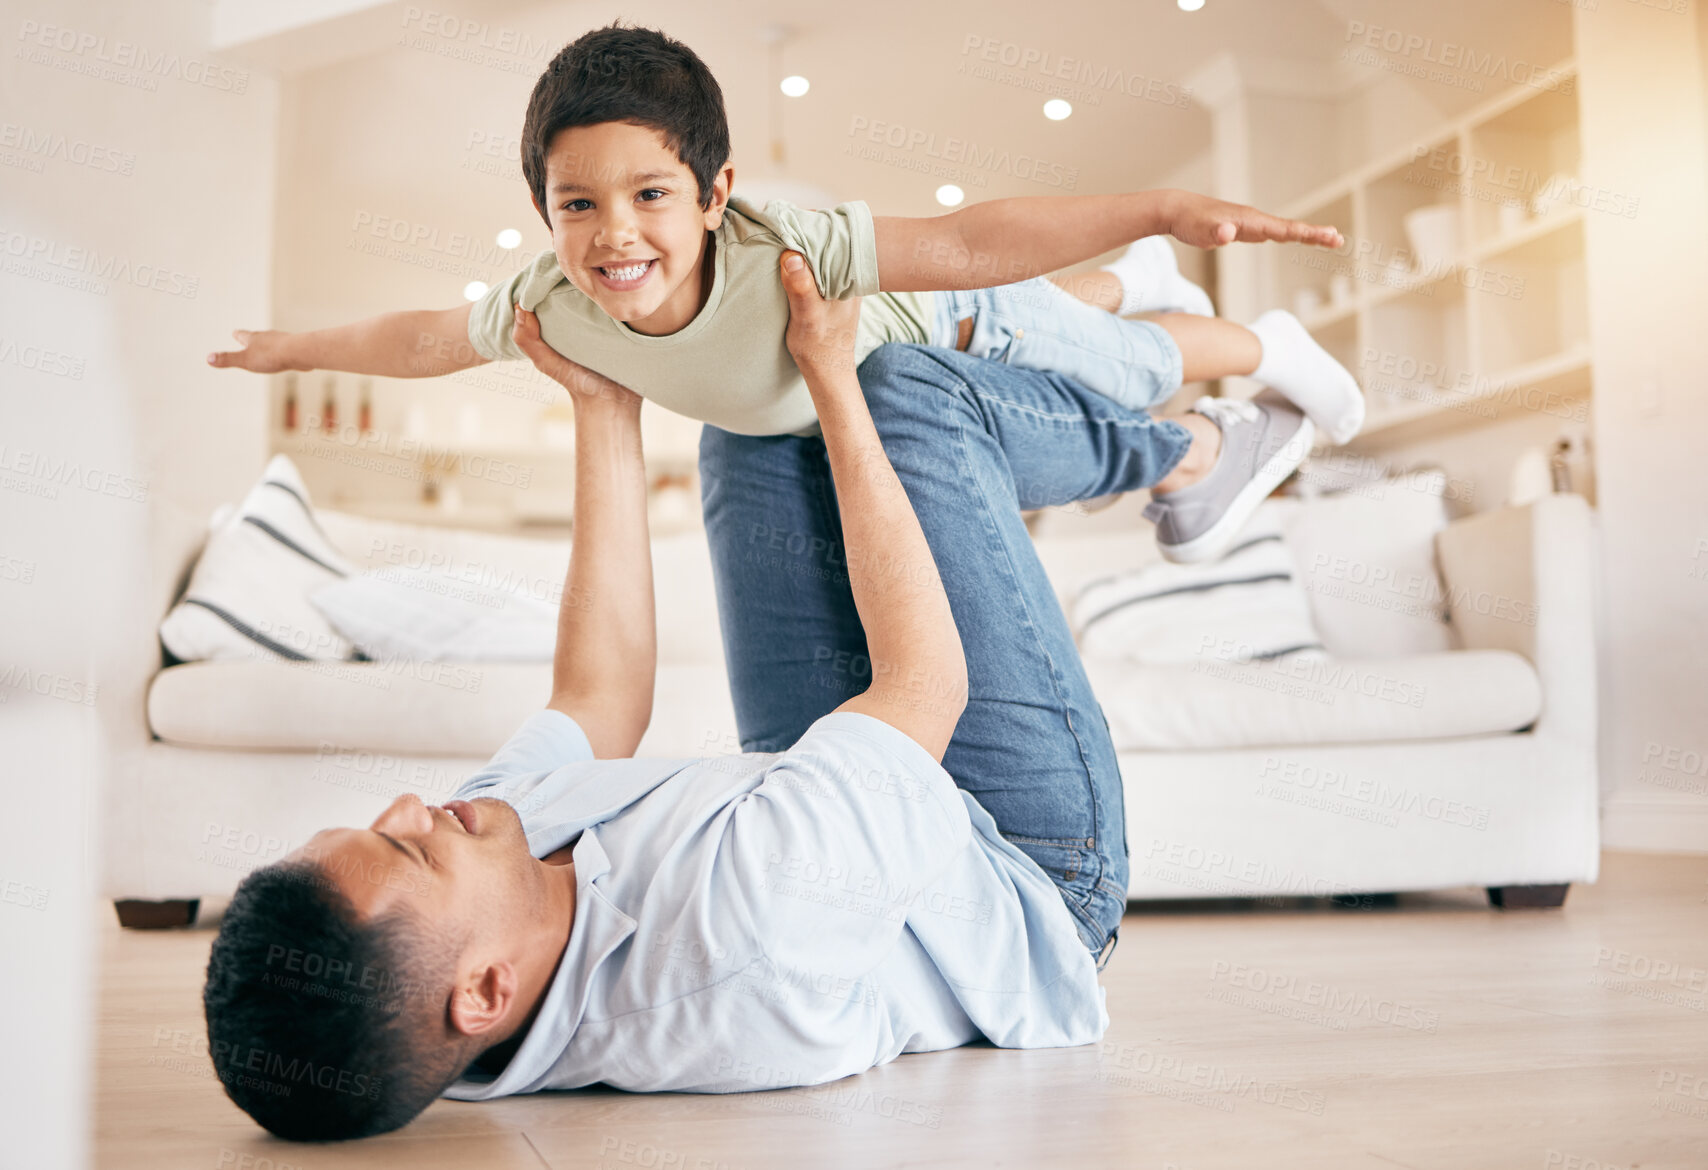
xmin=146 ymin=658 xmax=738 ymax=756
xmin=318 ymin=510 xmax=570 ymax=607
xmin=650 ymin=531 xmax=726 ymax=668
xmin=1071 ymin=505 xmax=1322 ymax=665
xmin=158 ymin=455 xmax=356 ymax=663
xmin=317 ymin=512 xmax=725 ymax=668
xmin=1085 ymin=648 xmax=1542 ymax=751
xmin=311 ymin=567 xmax=559 ymax=662
xmin=1031 ymin=528 xmax=1161 ymax=616
xmin=1286 ymin=472 xmax=1455 ymax=657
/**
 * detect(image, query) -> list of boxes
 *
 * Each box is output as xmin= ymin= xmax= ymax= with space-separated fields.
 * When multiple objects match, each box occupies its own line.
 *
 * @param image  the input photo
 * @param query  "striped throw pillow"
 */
xmin=1072 ymin=521 xmax=1323 ymax=666
xmin=159 ymin=455 xmax=357 ymax=663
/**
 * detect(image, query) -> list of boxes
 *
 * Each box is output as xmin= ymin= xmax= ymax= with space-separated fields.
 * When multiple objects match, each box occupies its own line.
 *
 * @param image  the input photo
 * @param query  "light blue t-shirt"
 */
xmin=442 ymin=708 xmax=1107 ymax=1099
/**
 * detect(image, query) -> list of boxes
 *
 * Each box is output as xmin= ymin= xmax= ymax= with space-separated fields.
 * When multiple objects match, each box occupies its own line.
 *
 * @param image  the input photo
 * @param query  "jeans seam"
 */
xmin=930 ymin=352 xmax=1107 ymax=901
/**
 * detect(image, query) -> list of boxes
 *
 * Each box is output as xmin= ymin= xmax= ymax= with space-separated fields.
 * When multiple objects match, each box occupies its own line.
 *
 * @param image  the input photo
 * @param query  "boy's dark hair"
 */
xmin=522 ymin=22 xmax=730 ymax=227
xmin=202 ymin=861 xmax=466 ymax=1141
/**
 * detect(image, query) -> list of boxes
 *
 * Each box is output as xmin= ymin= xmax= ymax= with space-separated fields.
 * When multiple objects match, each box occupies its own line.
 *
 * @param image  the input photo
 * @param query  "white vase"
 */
xmin=1403 ymin=205 xmax=1460 ymax=270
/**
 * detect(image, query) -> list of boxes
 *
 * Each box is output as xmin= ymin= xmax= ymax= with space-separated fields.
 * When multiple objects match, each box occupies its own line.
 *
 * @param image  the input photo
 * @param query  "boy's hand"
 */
xmin=1166 ymin=191 xmax=1344 ymax=251
xmin=207 ymin=329 xmax=304 ymax=372
xmin=511 ymin=303 xmax=641 ymax=408
xmin=780 ymin=251 xmax=862 ymax=377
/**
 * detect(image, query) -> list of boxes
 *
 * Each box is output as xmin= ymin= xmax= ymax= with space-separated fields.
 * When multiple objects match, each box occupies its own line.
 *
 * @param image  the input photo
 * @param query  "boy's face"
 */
xmin=535 ymin=121 xmax=732 ymax=336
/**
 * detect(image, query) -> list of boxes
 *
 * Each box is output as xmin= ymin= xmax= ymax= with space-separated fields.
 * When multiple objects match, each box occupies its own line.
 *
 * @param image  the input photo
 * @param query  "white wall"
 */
xmin=1573 ymin=0 xmax=1708 ymax=851
xmin=0 ymin=0 xmax=276 ymax=1161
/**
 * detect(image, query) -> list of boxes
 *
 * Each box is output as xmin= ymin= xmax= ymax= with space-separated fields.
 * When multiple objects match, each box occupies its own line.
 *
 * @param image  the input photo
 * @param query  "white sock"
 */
xmin=1248 ymin=309 xmax=1365 ymax=445
xmin=1099 ymin=236 xmax=1214 ymax=318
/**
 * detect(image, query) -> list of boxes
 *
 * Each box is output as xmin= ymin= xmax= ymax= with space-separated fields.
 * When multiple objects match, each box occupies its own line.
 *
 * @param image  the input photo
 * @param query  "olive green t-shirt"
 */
xmin=466 ymin=195 xmax=935 ymax=437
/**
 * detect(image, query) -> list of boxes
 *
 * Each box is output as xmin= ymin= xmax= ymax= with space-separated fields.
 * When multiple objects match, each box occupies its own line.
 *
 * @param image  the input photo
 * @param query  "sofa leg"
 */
xmin=1486 ymin=884 xmax=1569 ymax=909
xmin=114 ymin=899 xmax=200 ymax=929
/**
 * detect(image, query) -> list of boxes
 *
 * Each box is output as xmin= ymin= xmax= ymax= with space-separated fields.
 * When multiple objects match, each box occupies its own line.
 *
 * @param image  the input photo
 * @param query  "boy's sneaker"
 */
xmin=1100 ymin=235 xmax=1215 ymax=317
xmin=1144 ymin=391 xmax=1313 ymax=564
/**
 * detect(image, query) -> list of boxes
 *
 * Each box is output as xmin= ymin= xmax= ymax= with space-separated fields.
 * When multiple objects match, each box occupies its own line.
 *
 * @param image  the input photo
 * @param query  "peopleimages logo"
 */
xmin=0 ymin=229 xmax=199 ymax=299
xmin=14 ymin=19 xmax=251 ymax=93
xmin=1341 ymin=22 xmax=1574 ymax=94
xmin=956 ymin=35 xmax=1193 ymax=110
xmin=846 ymin=116 xmax=1080 ymax=190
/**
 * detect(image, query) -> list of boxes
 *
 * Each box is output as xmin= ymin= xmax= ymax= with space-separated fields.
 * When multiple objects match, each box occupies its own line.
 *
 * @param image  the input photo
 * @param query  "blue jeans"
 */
xmin=928 ymin=277 xmax=1185 ymax=413
xmin=698 ymin=344 xmax=1191 ymax=967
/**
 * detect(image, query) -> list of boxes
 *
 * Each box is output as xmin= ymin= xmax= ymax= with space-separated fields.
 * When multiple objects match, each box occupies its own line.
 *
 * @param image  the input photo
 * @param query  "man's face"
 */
xmin=536 ymin=121 xmax=730 ymax=335
xmin=296 ymin=794 xmax=544 ymax=943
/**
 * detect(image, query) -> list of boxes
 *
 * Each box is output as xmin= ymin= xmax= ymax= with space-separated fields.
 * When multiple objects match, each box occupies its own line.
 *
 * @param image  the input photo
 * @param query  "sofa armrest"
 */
xmin=1434 ymin=494 xmax=1596 ymax=745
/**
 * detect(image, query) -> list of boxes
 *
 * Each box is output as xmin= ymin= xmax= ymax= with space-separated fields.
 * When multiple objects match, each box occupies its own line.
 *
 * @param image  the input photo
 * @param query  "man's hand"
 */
xmin=781 ymin=251 xmax=862 ymax=378
xmin=511 ymin=303 xmax=641 ymax=408
xmin=1165 ymin=190 xmax=1344 ymax=250
xmin=207 ymin=329 xmax=304 ymax=372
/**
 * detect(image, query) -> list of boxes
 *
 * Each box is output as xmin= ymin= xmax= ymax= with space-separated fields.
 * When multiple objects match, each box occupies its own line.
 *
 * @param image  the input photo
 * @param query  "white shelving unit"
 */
xmin=269 ymin=389 xmax=704 ymax=535
xmin=1273 ymin=61 xmax=1592 ymax=454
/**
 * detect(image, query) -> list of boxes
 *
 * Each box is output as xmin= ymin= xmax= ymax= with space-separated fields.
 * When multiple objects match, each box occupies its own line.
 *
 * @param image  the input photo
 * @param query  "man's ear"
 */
xmin=447 ymin=959 xmax=520 ymax=1039
xmin=702 ymin=161 xmax=734 ymax=229
xmin=531 ymin=189 xmax=550 ymax=231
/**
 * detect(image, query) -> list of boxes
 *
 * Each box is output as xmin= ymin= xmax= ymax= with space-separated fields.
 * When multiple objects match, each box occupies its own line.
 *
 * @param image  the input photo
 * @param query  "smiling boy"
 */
xmin=211 ymin=22 xmax=1360 ymax=563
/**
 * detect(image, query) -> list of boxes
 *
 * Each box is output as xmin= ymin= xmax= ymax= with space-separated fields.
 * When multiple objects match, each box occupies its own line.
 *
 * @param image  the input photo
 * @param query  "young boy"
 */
xmin=209 ymin=22 xmax=1360 ymax=562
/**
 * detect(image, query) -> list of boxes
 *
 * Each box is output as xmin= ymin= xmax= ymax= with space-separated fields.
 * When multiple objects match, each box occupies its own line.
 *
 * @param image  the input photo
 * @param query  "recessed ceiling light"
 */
xmin=935 ymin=185 xmax=965 ymax=207
xmin=463 ymin=281 xmax=488 ymax=302
xmin=1043 ymin=99 xmax=1073 ymax=121
xmin=780 ymin=75 xmax=810 ymax=97
xmin=495 ymin=228 xmax=522 ymax=249
xmin=1178 ymin=0 xmax=1205 ymax=10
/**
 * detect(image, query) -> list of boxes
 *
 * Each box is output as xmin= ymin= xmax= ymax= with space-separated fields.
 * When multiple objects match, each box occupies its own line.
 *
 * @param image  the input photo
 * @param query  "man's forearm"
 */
xmin=804 ymin=366 xmax=967 ymax=730
xmin=549 ymin=394 xmax=656 ymax=757
xmin=880 ymin=190 xmax=1177 ymax=292
xmin=291 ymin=305 xmax=486 ymax=377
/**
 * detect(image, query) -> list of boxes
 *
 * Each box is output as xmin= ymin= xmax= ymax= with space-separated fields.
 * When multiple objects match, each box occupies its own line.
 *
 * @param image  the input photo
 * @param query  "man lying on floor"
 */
xmin=202 ymin=253 xmax=1124 ymax=1140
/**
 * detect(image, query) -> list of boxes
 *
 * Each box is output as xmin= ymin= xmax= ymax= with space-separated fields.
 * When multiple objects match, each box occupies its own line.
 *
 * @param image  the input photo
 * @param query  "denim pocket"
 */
xmin=1004 ymin=833 xmax=1100 ymax=904
xmin=963 ymin=307 xmax=1024 ymax=366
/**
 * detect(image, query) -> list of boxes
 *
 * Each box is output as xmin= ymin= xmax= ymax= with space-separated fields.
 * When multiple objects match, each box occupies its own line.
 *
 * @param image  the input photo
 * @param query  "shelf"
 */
xmin=1362 ymin=260 xmax=1465 ymax=312
xmin=1287 ymin=180 xmax=1357 ymax=225
xmin=337 ymin=500 xmax=534 ymax=534
xmin=1300 ymin=299 xmax=1359 ymax=332
xmin=274 ymin=433 xmax=574 ymax=461
xmin=1341 ymin=208 xmax=1584 ymax=320
xmin=1345 ymin=346 xmax=1591 ymax=447
xmin=1282 ymin=58 xmax=1579 ymax=221
xmin=1267 ymin=52 xmax=1591 ymax=479
xmin=1470 ymin=207 xmax=1584 ymax=266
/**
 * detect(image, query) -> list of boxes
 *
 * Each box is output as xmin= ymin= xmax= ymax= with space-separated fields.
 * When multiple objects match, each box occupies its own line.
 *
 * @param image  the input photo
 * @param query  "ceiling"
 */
xmin=227 ymin=0 xmax=1577 ymax=217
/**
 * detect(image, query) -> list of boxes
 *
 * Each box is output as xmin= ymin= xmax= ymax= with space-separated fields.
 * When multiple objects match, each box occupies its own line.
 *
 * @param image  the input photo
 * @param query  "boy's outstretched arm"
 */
xmin=206 ymin=302 xmax=488 ymax=378
xmin=872 ymin=189 xmax=1343 ymax=293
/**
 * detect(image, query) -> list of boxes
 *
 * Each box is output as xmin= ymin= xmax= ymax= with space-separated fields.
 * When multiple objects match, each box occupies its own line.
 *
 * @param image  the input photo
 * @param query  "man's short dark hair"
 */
xmin=521 ymin=22 xmax=731 ymax=227
xmin=202 ymin=861 xmax=465 ymax=1141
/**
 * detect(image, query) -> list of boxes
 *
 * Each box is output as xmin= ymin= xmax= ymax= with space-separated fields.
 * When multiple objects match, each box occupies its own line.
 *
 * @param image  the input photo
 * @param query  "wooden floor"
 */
xmin=95 ymin=851 xmax=1708 ymax=1169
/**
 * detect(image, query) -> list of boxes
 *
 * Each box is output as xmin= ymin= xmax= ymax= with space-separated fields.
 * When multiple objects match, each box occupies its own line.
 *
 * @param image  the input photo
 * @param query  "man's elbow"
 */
xmin=918 ymin=653 xmax=969 ymax=729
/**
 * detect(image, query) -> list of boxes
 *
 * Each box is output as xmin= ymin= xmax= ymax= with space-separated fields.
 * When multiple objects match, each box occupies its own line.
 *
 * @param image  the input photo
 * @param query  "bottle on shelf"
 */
xmin=322 ymin=375 xmax=337 ymax=436
xmin=282 ymin=373 xmax=298 ymax=432
xmin=358 ymin=378 xmax=373 ymax=435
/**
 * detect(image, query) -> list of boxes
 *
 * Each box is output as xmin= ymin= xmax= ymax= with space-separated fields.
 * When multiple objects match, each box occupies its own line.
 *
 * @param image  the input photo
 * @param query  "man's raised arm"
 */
xmin=507 ymin=305 xmax=657 ymax=759
xmin=206 ymin=302 xmax=488 ymax=378
xmin=779 ymin=251 xmax=968 ymax=761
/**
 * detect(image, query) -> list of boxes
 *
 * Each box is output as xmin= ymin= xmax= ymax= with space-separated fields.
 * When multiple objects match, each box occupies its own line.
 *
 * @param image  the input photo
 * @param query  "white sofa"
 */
xmin=110 ymin=488 xmax=1599 ymax=925
xmin=1033 ymin=489 xmax=1599 ymax=907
